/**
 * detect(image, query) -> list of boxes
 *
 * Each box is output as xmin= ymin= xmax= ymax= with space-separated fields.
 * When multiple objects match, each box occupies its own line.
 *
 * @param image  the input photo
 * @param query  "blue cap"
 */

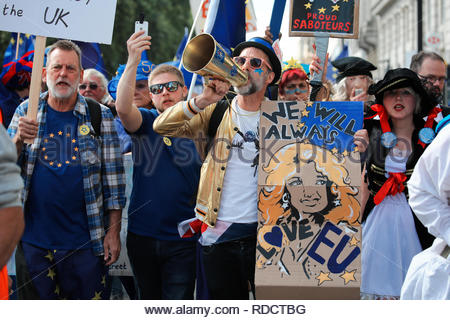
xmin=232 ymin=37 xmax=281 ymax=85
xmin=107 ymin=59 xmax=154 ymax=100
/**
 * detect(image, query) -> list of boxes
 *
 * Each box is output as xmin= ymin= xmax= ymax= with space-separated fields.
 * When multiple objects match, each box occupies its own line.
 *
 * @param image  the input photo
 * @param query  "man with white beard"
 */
xmin=153 ymin=37 xmax=281 ymax=299
xmin=8 ymin=40 xmax=125 ymax=299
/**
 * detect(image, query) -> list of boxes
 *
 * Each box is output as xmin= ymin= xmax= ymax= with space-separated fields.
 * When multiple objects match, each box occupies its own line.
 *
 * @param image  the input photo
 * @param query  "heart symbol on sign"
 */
xmin=263 ymin=226 xmax=283 ymax=248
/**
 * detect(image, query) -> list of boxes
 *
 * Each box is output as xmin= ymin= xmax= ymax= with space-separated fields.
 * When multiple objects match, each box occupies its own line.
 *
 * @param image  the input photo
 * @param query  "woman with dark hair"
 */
xmin=359 ymin=68 xmax=441 ymax=299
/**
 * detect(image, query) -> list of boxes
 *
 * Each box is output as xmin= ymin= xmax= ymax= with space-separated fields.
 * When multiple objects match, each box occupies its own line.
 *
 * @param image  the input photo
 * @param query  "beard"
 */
xmin=47 ymin=75 xmax=79 ymax=99
xmin=420 ymin=78 xmax=443 ymax=104
xmin=233 ymin=71 xmax=267 ymax=96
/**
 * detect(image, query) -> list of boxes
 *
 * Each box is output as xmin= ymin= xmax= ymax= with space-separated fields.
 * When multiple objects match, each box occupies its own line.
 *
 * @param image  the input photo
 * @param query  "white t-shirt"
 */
xmin=218 ymin=98 xmax=260 ymax=223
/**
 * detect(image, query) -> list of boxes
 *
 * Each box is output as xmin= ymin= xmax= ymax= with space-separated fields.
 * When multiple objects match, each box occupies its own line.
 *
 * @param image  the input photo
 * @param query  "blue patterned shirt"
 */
xmin=8 ymin=92 xmax=126 ymax=256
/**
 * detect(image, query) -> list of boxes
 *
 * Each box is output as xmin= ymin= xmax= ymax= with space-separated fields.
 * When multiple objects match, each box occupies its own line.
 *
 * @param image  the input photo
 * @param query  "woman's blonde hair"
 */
xmin=258 ymin=142 xmax=360 ymax=226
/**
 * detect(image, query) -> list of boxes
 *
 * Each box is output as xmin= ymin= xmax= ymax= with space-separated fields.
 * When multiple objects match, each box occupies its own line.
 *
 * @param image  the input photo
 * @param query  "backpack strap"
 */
xmin=205 ymin=99 xmax=229 ymax=154
xmin=85 ymin=97 xmax=102 ymax=137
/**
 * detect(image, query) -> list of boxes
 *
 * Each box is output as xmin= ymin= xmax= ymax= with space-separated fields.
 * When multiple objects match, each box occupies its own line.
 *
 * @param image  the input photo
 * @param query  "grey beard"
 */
xmin=234 ymin=82 xmax=257 ymax=96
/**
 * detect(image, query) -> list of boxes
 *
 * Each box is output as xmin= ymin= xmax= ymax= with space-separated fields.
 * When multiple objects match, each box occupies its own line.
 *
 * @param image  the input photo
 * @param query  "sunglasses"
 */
xmin=79 ymin=83 xmax=99 ymax=90
xmin=233 ymin=56 xmax=272 ymax=71
xmin=149 ymin=81 xmax=183 ymax=95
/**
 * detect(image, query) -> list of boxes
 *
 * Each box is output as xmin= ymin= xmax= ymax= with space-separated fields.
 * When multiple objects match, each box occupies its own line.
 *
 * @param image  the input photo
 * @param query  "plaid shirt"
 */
xmin=8 ymin=92 xmax=126 ymax=256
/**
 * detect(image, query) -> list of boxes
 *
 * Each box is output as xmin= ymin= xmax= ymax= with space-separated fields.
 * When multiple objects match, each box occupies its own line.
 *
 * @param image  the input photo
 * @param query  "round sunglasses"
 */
xmin=233 ymin=56 xmax=272 ymax=71
xmin=149 ymin=81 xmax=183 ymax=95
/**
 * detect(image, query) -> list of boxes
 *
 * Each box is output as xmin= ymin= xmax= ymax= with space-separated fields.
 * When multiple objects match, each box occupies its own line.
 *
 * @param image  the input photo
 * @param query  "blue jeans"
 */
xmin=126 ymin=231 xmax=196 ymax=299
xmin=202 ymin=235 xmax=256 ymax=300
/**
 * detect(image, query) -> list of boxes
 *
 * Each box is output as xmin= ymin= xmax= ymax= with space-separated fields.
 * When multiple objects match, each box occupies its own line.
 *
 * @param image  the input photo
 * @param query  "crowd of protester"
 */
xmin=0 ymin=23 xmax=448 ymax=301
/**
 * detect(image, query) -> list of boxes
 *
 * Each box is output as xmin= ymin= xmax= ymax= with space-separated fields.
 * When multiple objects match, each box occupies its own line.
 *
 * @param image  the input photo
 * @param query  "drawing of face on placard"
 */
xmin=260 ymin=142 xmax=360 ymax=227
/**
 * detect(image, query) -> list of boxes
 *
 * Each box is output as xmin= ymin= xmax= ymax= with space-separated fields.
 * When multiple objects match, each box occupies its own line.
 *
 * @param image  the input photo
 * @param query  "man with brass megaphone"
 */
xmin=154 ymin=35 xmax=281 ymax=300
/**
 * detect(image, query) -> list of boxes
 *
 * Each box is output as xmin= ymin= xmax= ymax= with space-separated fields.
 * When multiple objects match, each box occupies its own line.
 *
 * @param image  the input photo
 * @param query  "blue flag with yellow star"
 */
xmin=2 ymin=33 xmax=35 ymax=66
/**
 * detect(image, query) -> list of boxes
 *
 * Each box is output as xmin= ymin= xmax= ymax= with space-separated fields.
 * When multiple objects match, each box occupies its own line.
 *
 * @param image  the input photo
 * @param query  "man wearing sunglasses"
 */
xmin=78 ymin=69 xmax=109 ymax=105
xmin=115 ymin=31 xmax=201 ymax=300
xmin=154 ymin=37 xmax=281 ymax=299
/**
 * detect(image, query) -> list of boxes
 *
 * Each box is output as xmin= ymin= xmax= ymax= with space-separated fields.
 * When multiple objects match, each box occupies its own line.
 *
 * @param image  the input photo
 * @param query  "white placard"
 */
xmin=0 ymin=0 xmax=117 ymax=44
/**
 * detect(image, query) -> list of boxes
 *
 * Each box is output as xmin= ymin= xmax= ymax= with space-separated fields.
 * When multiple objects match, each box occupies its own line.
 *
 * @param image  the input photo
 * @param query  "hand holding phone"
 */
xmin=135 ymin=20 xmax=149 ymax=37
xmin=354 ymin=88 xmax=363 ymax=96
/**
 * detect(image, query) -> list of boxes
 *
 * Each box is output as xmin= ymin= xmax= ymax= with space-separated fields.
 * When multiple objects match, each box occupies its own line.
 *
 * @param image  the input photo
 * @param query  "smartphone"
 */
xmin=135 ymin=21 xmax=149 ymax=36
xmin=354 ymin=88 xmax=363 ymax=96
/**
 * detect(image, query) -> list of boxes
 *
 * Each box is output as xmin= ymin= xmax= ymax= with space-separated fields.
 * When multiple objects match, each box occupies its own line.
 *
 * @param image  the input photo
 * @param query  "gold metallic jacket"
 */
xmin=153 ymin=99 xmax=238 ymax=227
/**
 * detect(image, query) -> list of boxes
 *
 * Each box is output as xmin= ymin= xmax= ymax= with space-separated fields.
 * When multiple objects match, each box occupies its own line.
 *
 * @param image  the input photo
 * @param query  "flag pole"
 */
xmin=15 ymin=33 xmax=20 ymax=59
xmin=186 ymin=0 xmax=209 ymax=100
xmin=179 ymin=0 xmax=205 ymax=70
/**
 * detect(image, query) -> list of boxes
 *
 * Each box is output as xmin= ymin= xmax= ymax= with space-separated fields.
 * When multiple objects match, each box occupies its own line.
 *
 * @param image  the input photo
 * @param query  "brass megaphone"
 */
xmin=182 ymin=33 xmax=248 ymax=87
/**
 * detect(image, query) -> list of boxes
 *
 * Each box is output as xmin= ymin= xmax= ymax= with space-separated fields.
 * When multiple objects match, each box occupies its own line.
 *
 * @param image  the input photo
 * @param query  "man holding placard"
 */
xmin=153 ymin=37 xmax=282 ymax=299
xmin=8 ymin=40 xmax=126 ymax=299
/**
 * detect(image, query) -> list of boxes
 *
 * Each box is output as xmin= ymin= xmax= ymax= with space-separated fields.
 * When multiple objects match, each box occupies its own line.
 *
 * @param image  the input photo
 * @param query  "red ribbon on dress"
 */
xmin=373 ymin=172 xmax=407 ymax=205
xmin=418 ymin=106 xmax=442 ymax=148
xmin=368 ymin=104 xmax=392 ymax=133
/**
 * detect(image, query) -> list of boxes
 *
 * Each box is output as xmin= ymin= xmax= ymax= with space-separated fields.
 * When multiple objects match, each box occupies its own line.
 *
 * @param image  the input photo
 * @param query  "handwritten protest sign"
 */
xmin=0 ymin=0 xmax=117 ymax=44
xmin=289 ymin=0 xmax=359 ymax=38
xmin=256 ymin=100 xmax=363 ymax=299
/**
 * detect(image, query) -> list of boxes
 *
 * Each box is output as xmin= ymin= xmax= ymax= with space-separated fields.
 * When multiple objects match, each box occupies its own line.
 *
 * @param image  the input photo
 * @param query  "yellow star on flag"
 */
xmin=44 ymin=138 xmax=48 ymax=143
xmin=44 ymin=251 xmax=54 ymax=262
xmin=302 ymin=109 xmax=310 ymax=117
xmin=74 ymin=147 xmax=79 ymax=152
xmin=340 ymin=269 xmax=357 ymax=285
xmin=316 ymin=271 xmax=332 ymax=285
xmin=306 ymin=101 xmax=314 ymax=107
xmin=42 ymin=147 xmax=46 ymax=151
xmin=72 ymin=156 xmax=77 ymax=160
xmin=297 ymin=122 xmax=305 ymax=129
xmin=101 ymin=275 xmax=106 ymax=287
xmin=92 ymin=291 xmax=102 ymax=300
xmin=58 ymin=131 xmax=63 ymax=136
xmin=318 ymin=7 xmax=326 ymax=14
xmin=304 ymin=2 xmax=312 ymax=9
xmin=65 ymin=161 xmax=70 ymax=164
xmin=44 ymin=155 xmax=48 ymax=160
xmin=66 ymin=133 xmax=70 ymax=137
xmin=342 ymin=150 xmax=349 ymax=157
xmin=57 ymin=163 xmax=62 ymax=168
xmin=349 ymin=236 xmax=360 ymax=247
xmin=331 ymin=147 xmax=338 ymax=154
xmin=353 ymin=146 xmax=359 ymax=153
xmin=332 ymin=4 xmax=340 ymax=12
xmin=47 ymin=268 xmax=56 ymax=280
xmin=343 ymin=0 xmax=349 ymax=2
xmin=54 ymin=285 xmax=60 ymax=295
xmin=49 ymin=133 xmax=54 ymax=138
xmin=49 ymin=161 xmax=54 ymax=166
xmin=72 ymin=139 xmax=76 ymax=143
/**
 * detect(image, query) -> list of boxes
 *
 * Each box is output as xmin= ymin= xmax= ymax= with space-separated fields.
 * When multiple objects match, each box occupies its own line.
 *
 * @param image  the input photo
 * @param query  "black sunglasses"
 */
xmin=233 ymin=56 xmax=272 ymax=71
xmin=79 ymin=83 xmax=99 ymax=90
xmin=149 ymin=81 xmax=183 ymax=95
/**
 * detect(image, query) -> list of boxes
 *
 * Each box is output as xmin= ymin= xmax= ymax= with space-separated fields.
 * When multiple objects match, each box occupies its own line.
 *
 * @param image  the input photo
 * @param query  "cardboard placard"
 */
xmin=289 ymin=0 xmax=359 ymax=39
xmin=0 ymin=0 xmax=117 ymax=44
xmin=256 ymin=100 xmax=363 ymax=299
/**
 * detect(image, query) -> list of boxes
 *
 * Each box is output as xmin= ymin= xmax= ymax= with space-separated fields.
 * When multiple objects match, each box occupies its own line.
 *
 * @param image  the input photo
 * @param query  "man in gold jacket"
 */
xmin=154 ymin=37 xmax=281 ymax=299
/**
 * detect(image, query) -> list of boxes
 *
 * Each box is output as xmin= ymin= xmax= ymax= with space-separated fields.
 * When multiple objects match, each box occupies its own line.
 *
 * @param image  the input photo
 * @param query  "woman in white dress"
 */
xmin=357 ymin=68 xmax=440 ymax=299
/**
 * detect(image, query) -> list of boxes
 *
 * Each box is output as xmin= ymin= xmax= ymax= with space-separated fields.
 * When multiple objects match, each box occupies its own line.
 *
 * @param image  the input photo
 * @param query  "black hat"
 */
xmin=331 ymin=56 xmax=377 ymax=82
xmin=368 ymin=68 xmax=435 ymax=117
xmin=233 ymin=37 xmax=281 ymax=85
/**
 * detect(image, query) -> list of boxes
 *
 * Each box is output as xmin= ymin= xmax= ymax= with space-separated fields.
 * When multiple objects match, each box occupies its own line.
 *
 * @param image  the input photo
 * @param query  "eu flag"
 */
xmin=327 ymin=44 xmax=348 ymax=83
xmin=204 ymin=0 xmax=246 ymax=54
xmin=73 ymin=41 xmax=108 ymax=78
xmin=2 ymin=33 xmax=35 ymax=66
